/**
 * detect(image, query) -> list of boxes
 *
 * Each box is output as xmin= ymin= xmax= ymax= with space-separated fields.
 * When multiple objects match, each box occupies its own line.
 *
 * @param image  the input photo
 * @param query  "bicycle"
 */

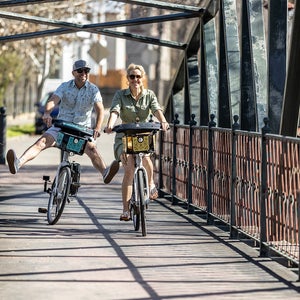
xmin=113 ymin=120 xmax=161 ymax=236
xmin=39 ymin=120 xmax=94 ymax=225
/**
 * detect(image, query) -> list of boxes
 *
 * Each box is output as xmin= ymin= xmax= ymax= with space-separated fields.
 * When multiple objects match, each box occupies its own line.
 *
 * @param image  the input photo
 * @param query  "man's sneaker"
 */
xmin=6 ymin=149 xmax=20 ymax=174
xmin=103 ymin=160 xmax=119 ymax=184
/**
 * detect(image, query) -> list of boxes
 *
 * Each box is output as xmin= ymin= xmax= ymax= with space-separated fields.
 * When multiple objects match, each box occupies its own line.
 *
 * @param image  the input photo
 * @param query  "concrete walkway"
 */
xmin=0 ymin=117 xmax=299 ymax=299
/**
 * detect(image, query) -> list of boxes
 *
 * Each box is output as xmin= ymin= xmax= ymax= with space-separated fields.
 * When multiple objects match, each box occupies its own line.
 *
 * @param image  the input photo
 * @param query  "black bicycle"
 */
xmin=113 ymin=120 xmax=161 ymax=236
xmin=39 ymin=120 xmax=94 ymax=225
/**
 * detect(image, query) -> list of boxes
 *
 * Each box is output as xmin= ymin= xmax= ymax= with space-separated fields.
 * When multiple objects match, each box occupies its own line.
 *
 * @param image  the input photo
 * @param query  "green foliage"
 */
xmin=0 ymin=51 xmax=23 ymax=107
xmin=0 ymin=2 xmax=89 ymax=108
xmin=7 ymin=124 xmax=35 ymax=138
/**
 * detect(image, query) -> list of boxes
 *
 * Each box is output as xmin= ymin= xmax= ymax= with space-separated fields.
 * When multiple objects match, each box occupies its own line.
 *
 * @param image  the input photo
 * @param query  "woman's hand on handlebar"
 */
xmin=105 ymin=112 xmax=118 ymax=134
xmin=161 ymin=121 xmax=170 ymax=131
xmin=103 ymin=125 xmax=113 ymax=134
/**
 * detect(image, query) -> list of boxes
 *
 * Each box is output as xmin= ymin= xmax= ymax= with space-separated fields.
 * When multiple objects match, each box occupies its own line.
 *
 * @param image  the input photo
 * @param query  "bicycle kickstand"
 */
xmin=43 ymin=175 xmax=51 ymax=193
xmin=38 ymin=175 xmax=51 ymax=214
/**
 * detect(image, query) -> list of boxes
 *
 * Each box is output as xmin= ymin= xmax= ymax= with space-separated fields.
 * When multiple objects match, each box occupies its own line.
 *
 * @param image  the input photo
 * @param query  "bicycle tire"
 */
xmin=130 ymin=199 xmax=140 ymax=231
xmin=47 ymin=166 xmax=71 ymax=225
xmin=137 ymin=169 xmax=147 ymax=236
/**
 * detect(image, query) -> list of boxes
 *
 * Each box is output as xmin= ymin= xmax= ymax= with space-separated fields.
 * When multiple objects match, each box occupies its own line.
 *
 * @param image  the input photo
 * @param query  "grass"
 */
xmin=7 ymin=124 xmax=35 ymax=138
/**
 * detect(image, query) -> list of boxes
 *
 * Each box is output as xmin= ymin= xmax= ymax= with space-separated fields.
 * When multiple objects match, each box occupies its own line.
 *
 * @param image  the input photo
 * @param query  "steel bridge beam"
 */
xmin=240 ymin=0 xmax=257 ymax=131
xmin=0 ymin=27 xmax=187 ymax=50
xmin=0 ymin=0 xmax=61 ymax=7
xmin=0 ymin=10 xmax=193 ymax=49
xmin=110 ymin=0 xmax=204 ymax=13
xmin=281 ymin=1 xmax=300 ymax=136
xmin=267 ymin=1 xmax=287 ymax=134
xmin=0 ymin=10 xmax=201 ymax=30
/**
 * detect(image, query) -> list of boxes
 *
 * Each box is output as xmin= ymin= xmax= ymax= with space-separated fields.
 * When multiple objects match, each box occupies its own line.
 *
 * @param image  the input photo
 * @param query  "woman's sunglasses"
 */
xmin=129 ymin=74 xmax=141 ymax=80
xmin=76 ymin=68 xmax=90 ymax=74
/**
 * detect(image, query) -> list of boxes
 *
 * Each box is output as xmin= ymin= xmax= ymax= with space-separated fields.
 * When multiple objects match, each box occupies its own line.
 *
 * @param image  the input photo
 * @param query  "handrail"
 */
xmin=155 ymin=114 xmax=300 ymax=275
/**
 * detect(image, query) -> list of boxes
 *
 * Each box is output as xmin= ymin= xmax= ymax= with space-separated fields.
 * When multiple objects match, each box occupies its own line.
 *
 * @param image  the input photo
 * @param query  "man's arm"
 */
xmin=42 ymin=94 xmax=61 ymax=128
xmin=93 ymin=101 xmax=105 ymax=137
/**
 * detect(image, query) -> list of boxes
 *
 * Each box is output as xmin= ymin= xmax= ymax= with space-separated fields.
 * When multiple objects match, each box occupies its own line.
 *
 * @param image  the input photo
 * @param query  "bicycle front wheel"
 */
xmin=47 ymin=166 xmax=71 ymax=225
xmin=137 ymin=169 xmax=147 ymax=236
xmin=130 ymin=199 xmax=140 ymax=231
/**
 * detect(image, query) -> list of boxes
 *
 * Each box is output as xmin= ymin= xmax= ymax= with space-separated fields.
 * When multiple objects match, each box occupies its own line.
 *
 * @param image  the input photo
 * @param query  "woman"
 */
xmin=104 ymin=63 xmax=169 ymax=221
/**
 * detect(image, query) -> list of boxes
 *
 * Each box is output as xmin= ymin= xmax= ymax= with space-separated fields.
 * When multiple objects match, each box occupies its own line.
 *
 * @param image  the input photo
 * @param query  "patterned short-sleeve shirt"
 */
xmin=55 ymin=79 xmax=102 ymax=127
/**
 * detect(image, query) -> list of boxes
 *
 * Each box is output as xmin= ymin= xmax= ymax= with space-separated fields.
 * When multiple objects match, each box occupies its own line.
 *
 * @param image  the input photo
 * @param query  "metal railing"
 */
xmin=154 ymin=114 xmax=300 ymax=279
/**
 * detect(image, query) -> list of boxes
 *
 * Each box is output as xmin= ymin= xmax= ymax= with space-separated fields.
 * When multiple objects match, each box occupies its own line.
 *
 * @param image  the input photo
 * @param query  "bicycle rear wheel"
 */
xmin=137 ymin=169 xmax=147 ymax=236
xmin=47 ymin=166 xmax=71 ymax=225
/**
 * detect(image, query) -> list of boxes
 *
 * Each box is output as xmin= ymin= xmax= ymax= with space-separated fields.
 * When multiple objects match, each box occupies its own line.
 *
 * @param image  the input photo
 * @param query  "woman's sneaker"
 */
xmin=6 ymin=149 xmax=20 ymax=174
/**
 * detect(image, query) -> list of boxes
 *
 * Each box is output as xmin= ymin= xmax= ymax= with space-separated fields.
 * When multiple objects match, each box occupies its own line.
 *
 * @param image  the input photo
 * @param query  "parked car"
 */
xmin=34 ymin=91 xmax=59 ymax=134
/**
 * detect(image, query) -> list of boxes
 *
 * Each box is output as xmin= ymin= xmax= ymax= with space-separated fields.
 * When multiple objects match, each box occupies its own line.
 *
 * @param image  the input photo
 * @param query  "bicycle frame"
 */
xmin=51 ymin=151 xmax=72 ymax=198
xmin=113 ymin=120 xmax=161 ymax=236
xmin=52 ymin=151 xmax=70 ymax=189
xmin=39 ymin=120 xmax=94 ymax=225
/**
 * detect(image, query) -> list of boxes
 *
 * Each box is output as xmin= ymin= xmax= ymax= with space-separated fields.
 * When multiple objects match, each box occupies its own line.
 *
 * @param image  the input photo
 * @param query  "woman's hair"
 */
xmin=126 ymin=63 xmax=146 ymax=77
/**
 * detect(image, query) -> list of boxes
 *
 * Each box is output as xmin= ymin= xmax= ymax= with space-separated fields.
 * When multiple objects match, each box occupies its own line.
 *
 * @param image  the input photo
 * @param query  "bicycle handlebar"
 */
xmin=53 ymin=119 xmax=94 ymax=137
xmin=112 ymin=122 xmax=161 ymax=135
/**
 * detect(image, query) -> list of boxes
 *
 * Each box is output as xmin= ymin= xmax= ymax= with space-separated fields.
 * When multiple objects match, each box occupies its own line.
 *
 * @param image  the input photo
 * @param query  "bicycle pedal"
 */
xmin=38 ymin=207 xmax=48 ymax=213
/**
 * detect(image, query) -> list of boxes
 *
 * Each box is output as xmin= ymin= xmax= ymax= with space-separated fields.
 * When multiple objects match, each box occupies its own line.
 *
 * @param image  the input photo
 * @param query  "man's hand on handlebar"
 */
xmin=42 ymin=113 xmax=53 ymax=128
xmin=93 ymin=129 xmax=101 ymax=140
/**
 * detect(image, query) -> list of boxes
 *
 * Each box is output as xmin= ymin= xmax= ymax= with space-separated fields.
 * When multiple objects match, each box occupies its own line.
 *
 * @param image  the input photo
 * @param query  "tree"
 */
xmin=0 ymin=1 xmax=90 ymax=110
xmin=0 ymin=51 xmax=23 ymax=107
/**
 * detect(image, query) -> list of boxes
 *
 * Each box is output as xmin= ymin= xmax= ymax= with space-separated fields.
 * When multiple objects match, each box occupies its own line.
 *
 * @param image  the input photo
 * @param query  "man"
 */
xmin=6 ymin=59 xmax=119 ymax=184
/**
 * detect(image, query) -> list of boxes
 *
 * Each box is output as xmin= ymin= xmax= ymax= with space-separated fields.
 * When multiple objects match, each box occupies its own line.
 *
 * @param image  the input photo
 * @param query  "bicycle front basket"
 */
xmin=122 ymin=133 xmax=155 ymax=154
xmin=56 ymin=131 xmax=87 ymax=155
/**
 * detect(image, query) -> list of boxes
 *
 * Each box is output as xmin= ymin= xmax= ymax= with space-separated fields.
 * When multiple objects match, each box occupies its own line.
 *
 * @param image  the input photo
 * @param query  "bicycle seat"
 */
xmin=53 ymin=120 xmax=94 ymax=137
xmin=113 ymin=122 xmax=161 ymax=135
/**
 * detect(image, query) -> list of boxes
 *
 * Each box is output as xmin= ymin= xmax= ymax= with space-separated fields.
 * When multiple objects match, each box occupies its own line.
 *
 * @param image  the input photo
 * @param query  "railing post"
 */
xmin=0 ymin=106 xmax=7 ymax=164
xmin=187 ymin=114 xmax=197 ymax=214
xmin=158 ymin=129 xmax=163 ymax=196
xmin=172 ymin=114 xmax=180 ymax=205
xmin=297 ymin=190 xmax=300 ymax=282
xmin=230 ymin=115 xmax=240 ymax=238
xmin=207 ymin=114 xmax=216 ymax=225
xmin=260 ymin=117 xmax=271 ymax=256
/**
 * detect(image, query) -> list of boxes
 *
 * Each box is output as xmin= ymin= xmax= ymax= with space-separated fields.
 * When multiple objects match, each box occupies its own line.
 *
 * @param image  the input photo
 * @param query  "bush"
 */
xmin=7 ymin=124 xmax=35 ymax=138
